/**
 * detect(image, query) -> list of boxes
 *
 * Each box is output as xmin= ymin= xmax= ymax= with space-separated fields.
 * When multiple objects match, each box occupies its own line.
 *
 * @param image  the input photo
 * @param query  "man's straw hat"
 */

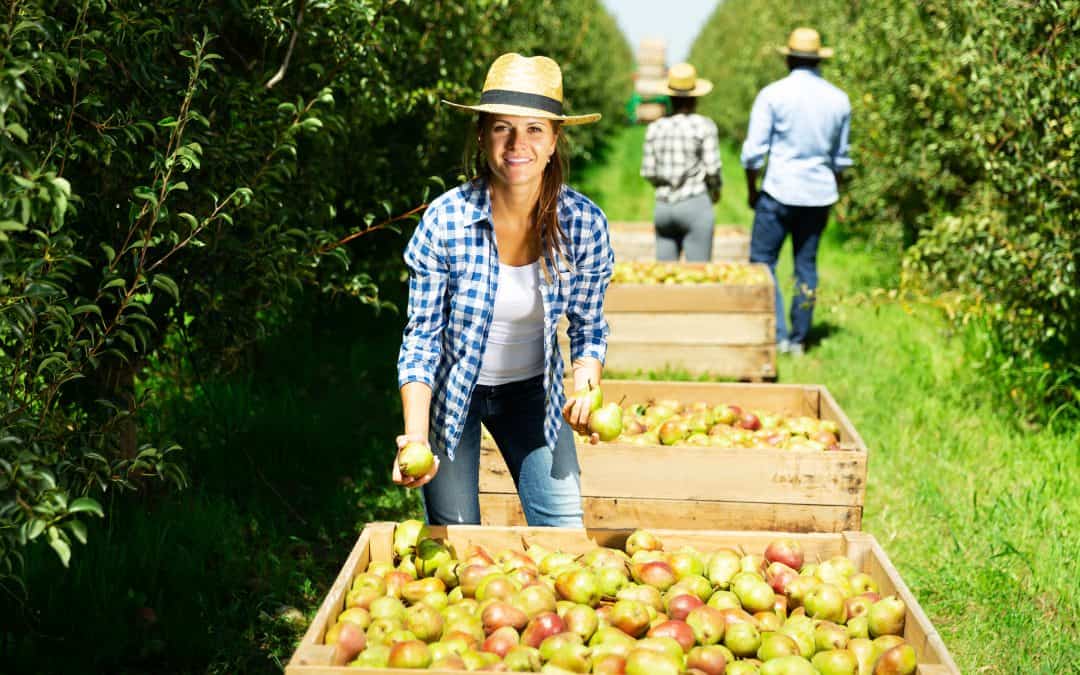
xmin=776 ymin=27 xmax=834 ymax=59
xmin=663 ymin=63 xmax=713 ymax=97
xmin=442 ymin=53 xmax=601 ymax=125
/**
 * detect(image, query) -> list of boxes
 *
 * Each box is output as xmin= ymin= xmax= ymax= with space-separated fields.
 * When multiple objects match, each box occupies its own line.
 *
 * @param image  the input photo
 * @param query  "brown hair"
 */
xmin=464 ymin=113 xmax=571 ymax=281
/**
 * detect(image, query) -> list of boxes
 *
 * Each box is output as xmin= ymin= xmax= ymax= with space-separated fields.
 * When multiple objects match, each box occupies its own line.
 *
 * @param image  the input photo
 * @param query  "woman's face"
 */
xmin=482 ymin=115 xmax=558 ymax=189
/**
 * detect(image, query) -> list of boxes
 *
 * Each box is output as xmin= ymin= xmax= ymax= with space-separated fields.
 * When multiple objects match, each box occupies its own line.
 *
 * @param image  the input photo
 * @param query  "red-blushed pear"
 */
xmin=520 ymin=611 xmax=566 ymax=648
xmin=667 ymin=548 xmax=706 ymax=579
xmin=592 ymin=652 xmax=628 ymax=674
xmin=658 ymin=418 xmax=690 ymax=445
xmin=402 ymin=576 xmax=445 ymax=605
xmin=609 ymin=598 xmax=652 ymax=638
xmin=867 ymin=596 xmax=906 ymax=637
xmin=475 ymin=572 xmax=520 ymax=603
xmin=753 ymin=610 xmax=783 ymax=633
xmin=847 ymin=615 xmax=870 ymax=639
xmin=848 ymin=637 xmax=878 ymax=675
xmin=740 ymin=553 xmax=767 ymax=574
xmin=349 ymin=642 xmax=390 ymax=668
xmin=665 ymin=592 xmax=705 ymax=621
xmin=670 ymin=574 xmax=714 ymax=602
xmin=812 ymin=648 xmax=859 ymax=675
xmin=873 ymin=643 xmax=917 ymax=675
xmin=590 ymin=401 xmax=624 ymax=441
xmin=595 ymin=603 xmax=613 ymax=627
xmin=764 ymin=539 xmax=805 ymax=571
xmin=648 ymin=610 xmax=670 ymax=630
xmin=481 ymin=600 xmax=528 ymax=634
xmin=624 ymin=646 xmax=681 ymax=675
xmin=351 ymin=571 xmax=387 ymax=593
xmin=686 ymin=644 xmax=729 ymax=675
xmin=757 ymin=631 xmax=801 ymax=661
xmin=632 ymin=559 xmax=678 ymax=591
xmin=625 ymin=529 xmax=665 ymax=556
xmin=556 ymin=567 xmax=602 ymax=607
xmin=706 ymin=589 xmax=741 ymax=611
xmin=717 ymin=606 xmax=757 ymax=630
xmin=507 ymin=564 xmax=541 ymax=590
xmin=386 ymin=639 xmax=432 ymax=669
xmin=647 ymin=619 xmax=696 ymax=653
xmin=814 ymin=620 xmax=849 ymax=651
xmin=765 ymin=561 xmax=800 ymax=595
xmin=459 ymin=648 xmax=501 ymax=671
xmin=872 ymin=634 xmax=906 ymax=654
xmin=480 ymin=624 xmax=519 ymax=658
xmin=738 ymin=410 xmax=762 ymax=431
xmin=497 ymin=547 xmax=537 ymax=571
xmin=682 ymin=605 xmax=725 ymax=646
xmin=724 ymin=620 xmax=762 ymax=658
xmin=737 ymin=580 xmax=777 ymax=613
xmin=803 ymin=583 xmax=847 ymax=623
xmin=774 ymin=594 xmax=789 ymax=618
xmin=846 ymin=592 xmax=880 ymax=620
xmin=335 ymin=607 xmax=371 ymax=631
xmin=563 ymin=603 xmax=599 ymax=642
xmin=811 ymin=429 xmax=840 ymax=449
xmin=583 ymin=546 xmax=630 ymax=571
xmin=590 ymin=625 xmax=637 ymax=649
xmin=383 ymin=570 xmax=413 ymax=600
xmin=330 ymin=621 xmax=367 ymax=666
xmin=442 ymin=628 xmax=481 ymax=651
xmin=616 ymin=583 xmax=664 ymax=611
xmin=760 ymin=654 xmax=817 ymax=675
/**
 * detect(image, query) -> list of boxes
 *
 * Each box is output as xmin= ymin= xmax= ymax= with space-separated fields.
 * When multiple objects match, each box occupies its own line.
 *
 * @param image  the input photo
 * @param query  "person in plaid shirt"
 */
xmin=640 ymin=62 xmax=723 ymax=261
xmin=392 ymin=54 xmax=614 ymax=527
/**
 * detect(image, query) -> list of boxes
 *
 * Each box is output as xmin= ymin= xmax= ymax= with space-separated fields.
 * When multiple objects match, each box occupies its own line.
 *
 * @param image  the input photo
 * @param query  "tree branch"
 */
xmin=265 ymin=0 xmax=307 ymax=89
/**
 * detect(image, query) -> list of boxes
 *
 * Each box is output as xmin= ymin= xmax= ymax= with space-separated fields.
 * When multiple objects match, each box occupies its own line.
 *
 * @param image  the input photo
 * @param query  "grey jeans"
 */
xmin=653 ymin=192 xmax=715 ymax=262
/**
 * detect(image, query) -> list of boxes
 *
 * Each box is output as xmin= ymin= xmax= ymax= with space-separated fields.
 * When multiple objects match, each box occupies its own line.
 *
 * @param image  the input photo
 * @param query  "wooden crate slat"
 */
xmin=286 ymin=525 xmax=959 ymax=675
xmin=595 ymin=341 xmax=777 ymax=379
xmin=604 ymin=312 xmax=773 ymax=344
xmin=479 ymin=493 xmax=862 ymax=532
xmin=480 ymin=442 xmax=865 ymax=505
xmin=605 ymin=281 xmax=772 ymax=313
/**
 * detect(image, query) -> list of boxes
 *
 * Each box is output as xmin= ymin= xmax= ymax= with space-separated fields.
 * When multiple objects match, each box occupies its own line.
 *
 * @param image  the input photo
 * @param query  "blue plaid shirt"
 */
xmin=397 ymin=179 xmax=613 ymax=460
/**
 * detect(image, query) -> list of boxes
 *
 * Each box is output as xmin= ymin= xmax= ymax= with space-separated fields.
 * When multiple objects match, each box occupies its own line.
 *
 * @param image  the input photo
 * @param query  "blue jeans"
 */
xmin=422 ymin=374 xmax=583 ymax=527
xmin=749 ymin=192 xmax=830 ymax=345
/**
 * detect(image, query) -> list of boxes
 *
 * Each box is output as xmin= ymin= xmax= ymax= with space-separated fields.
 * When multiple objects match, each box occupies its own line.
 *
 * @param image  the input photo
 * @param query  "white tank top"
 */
xmin=476 ymin=261 xmax=546 ymax=386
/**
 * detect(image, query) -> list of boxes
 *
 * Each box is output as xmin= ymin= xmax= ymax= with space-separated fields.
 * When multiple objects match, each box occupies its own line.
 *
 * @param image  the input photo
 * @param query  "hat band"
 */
xmin=669 ymin=84 xmax=695 ymax=94
xmin=479 ymin=89 xmax=564 ymax=115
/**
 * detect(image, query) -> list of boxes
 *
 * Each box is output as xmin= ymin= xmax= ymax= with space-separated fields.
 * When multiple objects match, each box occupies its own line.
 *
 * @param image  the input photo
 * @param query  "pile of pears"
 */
xmin=322 ymin=520 xmax=918 ymax=673
xmin=611 ymin=262 xmax=771 ymax=286
xmin=561 ymin=385 xmax=845 ymax=451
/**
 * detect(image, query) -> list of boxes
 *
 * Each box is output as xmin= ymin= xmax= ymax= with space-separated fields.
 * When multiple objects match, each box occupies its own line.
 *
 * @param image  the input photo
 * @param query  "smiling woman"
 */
xmin=392 ymin=53 xmax=615 ymax=528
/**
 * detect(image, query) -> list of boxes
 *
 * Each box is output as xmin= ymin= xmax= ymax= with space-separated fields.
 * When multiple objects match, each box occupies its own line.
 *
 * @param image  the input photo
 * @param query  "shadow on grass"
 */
xmin=3 ymin=294 xmax=421 ymax=674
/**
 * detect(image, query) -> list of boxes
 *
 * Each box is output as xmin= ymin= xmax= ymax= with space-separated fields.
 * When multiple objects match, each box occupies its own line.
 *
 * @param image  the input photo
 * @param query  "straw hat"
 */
xmin=776 ymin=27 xmax=834 ymax=59
xmin=663 ymin=63 xmax=713 ymax=97
xmin=442 ymin=53 xmax=601 ymax=125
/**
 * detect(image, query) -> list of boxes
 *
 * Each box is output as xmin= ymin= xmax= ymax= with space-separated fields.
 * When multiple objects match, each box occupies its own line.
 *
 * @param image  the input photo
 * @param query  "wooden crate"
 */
xmin=286 ymin=523 xmax=960 ymax=675
xmin=609 ymin=221 xmax=750 ymax=263
xmin=562 ymin=262 xmax=776 ymax=380
xmin=481 ymin=380 xmax=866 ymax=533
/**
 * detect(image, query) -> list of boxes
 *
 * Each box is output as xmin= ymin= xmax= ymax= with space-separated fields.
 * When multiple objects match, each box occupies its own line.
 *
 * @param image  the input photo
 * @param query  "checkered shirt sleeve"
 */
xmin=562 ymin=193 xmax=613 ymax=364
xmin=641 ymin=114 xmax=723 ymax=203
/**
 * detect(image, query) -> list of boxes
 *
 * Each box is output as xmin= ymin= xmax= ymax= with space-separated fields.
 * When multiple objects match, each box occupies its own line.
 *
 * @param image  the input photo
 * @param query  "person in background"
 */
xmin=392 ymin=53 xmax=614 ymax=527
xmin=640 ymin=63 xmax=722 ymax=262
xmin=741 ymin=27 xmax=852 ymax=356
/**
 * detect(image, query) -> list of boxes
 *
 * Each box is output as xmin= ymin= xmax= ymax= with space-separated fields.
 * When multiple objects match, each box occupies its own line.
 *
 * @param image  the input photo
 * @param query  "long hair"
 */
xmin=464 ymin=113 xmax=571 ymax=281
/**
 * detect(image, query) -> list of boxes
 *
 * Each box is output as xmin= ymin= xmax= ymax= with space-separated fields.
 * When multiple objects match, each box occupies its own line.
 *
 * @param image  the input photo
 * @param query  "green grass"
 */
xmin=576 ymin=131 xmax=1080 ymax=673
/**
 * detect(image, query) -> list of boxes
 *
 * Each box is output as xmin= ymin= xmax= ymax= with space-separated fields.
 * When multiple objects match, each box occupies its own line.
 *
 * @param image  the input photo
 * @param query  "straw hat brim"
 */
xmin=442 ymin=100 xmax=601 ymax=126
xmin=663 ymin=79 xmax=714 ymax=97
xmin=776 ymin=46 xmax=834 ymax=59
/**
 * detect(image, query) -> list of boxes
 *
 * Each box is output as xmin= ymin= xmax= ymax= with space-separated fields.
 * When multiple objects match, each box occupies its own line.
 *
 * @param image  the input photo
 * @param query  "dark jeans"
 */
xmin=422 ymin=374 xmax=582 ymax=527
xmin=749 ymin=192 xmax=830 ymax=345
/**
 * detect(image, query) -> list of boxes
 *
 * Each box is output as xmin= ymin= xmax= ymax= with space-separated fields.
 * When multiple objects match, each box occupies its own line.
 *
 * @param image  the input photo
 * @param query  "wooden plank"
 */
xmin=604 ymin=312 xmax=773 ymax=344
xmin=479 ymin=493 xmax=862 ymax=532
xmin=479 ymin=442 xmax=866 ymax=506
xmin=819 ymin=386 xmax=868 ymax=452
xmin=605 ymin=280 xmax=772 ymax=313
xmin=598 ymin=341 xmax=777 ymax=379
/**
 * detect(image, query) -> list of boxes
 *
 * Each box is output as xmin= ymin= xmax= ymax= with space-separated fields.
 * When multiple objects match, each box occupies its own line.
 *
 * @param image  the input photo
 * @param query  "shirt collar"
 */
xmin=462 ymin=178 xmax=493 ymax=228
xmin=789 ymin=65 xmax=822 ymax=78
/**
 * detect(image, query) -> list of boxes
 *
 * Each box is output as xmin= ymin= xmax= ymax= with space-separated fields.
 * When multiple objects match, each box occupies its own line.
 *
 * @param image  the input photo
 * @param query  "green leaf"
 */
xmin=100 ymin=243 xmax=116 ymax=262
xmin=71 ymin=304 xmax=103 ymax=317
xmin=68 ymin=497 xmax=104 ymax=518
xmin=49 ymin=537 xmax=72 ymax=567
xmin=6 ymin=123 xmax=28 ymax=142
xmin=36 ymin=354 xmax=68 ymax=376
xmin=26 ymin=519 xmax=45 ymax=541
xmin=0 ymin=220 xmax=26 ymax=233
xmin=67 ymin=520 xmax=88 ymax=544
xmin=102 ymin=277 xmax=126 ymax=290
xmin=152 ymin=275 xmax=180 ymax=302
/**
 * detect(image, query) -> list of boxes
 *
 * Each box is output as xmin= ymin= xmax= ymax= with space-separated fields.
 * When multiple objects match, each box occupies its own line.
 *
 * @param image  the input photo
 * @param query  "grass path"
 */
xmin=573 ymin=125 xmax=1080 ymax=673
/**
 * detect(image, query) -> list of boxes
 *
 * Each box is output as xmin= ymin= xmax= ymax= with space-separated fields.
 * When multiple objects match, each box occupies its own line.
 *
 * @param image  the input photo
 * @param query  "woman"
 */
xmin=640 ymin=62 xmax=722 ymax=261
xmin=392 ymin=53 xmax=614 ymax=527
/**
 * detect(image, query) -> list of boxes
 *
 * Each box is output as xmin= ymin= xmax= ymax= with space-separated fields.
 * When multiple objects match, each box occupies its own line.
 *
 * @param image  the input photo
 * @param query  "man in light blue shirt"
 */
xmin=741 ymin=27 xmax=852 ymax=355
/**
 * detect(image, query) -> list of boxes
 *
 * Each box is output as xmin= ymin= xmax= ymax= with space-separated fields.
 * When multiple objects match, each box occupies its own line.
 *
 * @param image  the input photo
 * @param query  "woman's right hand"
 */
xmin=392 ymin=434 xmax=440 ymax=489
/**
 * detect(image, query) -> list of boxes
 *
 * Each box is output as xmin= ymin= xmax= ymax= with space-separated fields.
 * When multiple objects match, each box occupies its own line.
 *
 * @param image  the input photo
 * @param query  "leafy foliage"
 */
xmin=0 ymin=0 xmax=632 ymax=574
xmin=690 ymin=0 xmax=1079 ymax=417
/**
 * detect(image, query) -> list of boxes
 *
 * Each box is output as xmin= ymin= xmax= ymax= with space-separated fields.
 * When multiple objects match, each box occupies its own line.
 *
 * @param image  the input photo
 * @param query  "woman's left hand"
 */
xmin=562 ymin=395 xmax=600 ymax=444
